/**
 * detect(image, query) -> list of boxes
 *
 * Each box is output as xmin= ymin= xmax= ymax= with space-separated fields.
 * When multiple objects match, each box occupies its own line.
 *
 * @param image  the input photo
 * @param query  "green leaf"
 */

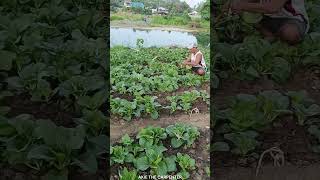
xmin=119 ymin=168 xmax=139 ymax=180
xmin=212 ymin=142 xmax=230 ymax=152
xmin=306 ymin=104 xmax=320 ymax=116
xmin=171 ymin=138 xmax=184 ymax=148
xmin=0 ymin=123 xmax=16 ymax=137
xmin=35 ymin=120 xmax=85 ymax=150
xmin=271 ymin=57 xmax=291 ymax=83
xmin=246 ymin=66 xmax=259 ymax=78
xmin=0 ymin=106 xmax=10 ymax=115
xmin=9 ymin=114 xmax=35 ymax=135
xmin=155 ymin=161 xmax=168 ymax=176
xmin=121 ymin=134 xmax=133 ymax=146
xmin=27 ymin=145 xmax=54 ymax=161
xmin=177 ymin=171 xmax=190 ymax=179
xmin=224 ymin=131 xmax=259 ymax=156
xmin=125 ymin=153 xmax=134 ymax=163
xmin=151 ymin=111 xmax=159 ymax=119
xmin=308 ymin=125 xmax=320 ymax=142
xmin=134 ymin=156 xmax=149 ymax=171
xmin=6 ymin=76 xmax=24 ymax=90
xmin=87 ymin=135 xmax=108 ymax=155
xmin=0 ymin=50 xmax=16 ymax=71
xmin=164 ymin=156 xmax=177 ymax=172
xmin=73 ymin=152 xmax=97 ymax=173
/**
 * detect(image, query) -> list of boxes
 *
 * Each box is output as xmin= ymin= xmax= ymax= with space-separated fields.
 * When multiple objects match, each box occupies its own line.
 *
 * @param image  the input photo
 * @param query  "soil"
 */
xmin=111 ymin=113 xmax=209 ymax=143
xmin=3 ymin=94 xmax=78 ymax=127
xmin=213 ymin=68 xmax=320 ymax=179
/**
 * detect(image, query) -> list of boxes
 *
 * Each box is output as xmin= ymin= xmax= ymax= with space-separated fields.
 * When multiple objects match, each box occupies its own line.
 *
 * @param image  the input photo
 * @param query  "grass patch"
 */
xmin=111 ymin=11 xmax=144 ymax=21
xmin=150 ymin=15 xmax=190 ymax=26
xmin=110 ymin=15 xmax=124 ymax=21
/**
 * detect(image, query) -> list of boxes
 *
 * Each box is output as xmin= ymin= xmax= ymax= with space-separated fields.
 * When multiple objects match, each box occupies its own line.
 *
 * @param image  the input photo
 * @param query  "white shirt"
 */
xmin=191 ymin=51 xmax=206 ymax=67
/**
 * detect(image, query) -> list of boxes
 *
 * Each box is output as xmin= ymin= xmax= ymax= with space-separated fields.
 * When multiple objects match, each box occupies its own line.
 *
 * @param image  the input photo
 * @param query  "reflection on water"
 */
xmin=110 ymin=27 xmax=199 ymax=48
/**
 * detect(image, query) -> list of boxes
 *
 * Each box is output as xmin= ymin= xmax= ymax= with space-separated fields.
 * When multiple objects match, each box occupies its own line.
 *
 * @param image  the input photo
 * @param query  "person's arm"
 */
xmin=231 ymin=0 xmax=288 ymax=14
xmin=184 ymin=53 xmax=202 ymax=66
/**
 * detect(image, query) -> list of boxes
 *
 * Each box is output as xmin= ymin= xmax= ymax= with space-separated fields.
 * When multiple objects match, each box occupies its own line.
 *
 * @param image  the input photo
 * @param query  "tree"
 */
xmin=200 ymin=0 xmax=210 ymax=21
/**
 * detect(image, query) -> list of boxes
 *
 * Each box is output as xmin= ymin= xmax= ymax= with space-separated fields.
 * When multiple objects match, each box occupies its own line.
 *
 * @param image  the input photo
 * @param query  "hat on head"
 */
xmin=187 ymin=43 xmax=197 ymax=49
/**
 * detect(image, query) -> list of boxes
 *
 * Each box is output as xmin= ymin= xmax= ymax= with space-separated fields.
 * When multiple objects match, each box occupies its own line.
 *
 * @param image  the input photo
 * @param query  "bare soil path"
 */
xmin=110 ymin=113 xmax=210 ymax=143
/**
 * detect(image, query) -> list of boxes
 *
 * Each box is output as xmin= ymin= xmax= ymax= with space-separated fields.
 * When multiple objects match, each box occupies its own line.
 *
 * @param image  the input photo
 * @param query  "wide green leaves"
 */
xmin=111 ymin=125 xmax=199 ymax=177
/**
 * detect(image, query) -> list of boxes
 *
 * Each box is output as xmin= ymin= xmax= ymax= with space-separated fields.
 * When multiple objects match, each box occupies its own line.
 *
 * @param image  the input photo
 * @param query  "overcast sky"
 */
xmin=182 ymin=0 xmax=205 ymax=8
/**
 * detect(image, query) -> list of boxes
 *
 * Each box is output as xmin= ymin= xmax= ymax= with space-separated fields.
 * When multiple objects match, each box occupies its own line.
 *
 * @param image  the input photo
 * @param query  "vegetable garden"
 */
xmin=0 ymin=0 xmax=107 ymax=179
xmin=110 ymin=45 xmax=210 ymax=179
xmin=213 ymin=0 xmax=320 ymax=179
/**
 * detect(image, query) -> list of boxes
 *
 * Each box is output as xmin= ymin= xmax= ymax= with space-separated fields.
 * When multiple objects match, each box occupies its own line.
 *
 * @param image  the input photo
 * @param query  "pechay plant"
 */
xmin=176 ymin=153 xmax=196 ymax=179
xmin=136 ymin=126 xmax=167 ymax=148
xmin=133 ymin=145 xmax=176 ymax=176
xmin=119 ymin=167 xmax=139 ymax=180
xmin=287 ymin=91 xmax=320 ymax=125
xmin=166 ymin=123 xmax=200 ymax=148
xmin=224 ymin=131 xmax=259 ymax=156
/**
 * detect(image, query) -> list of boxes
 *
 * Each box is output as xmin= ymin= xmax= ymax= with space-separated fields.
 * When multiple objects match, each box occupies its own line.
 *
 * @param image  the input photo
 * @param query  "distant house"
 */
xmin=124 ymin=0 xmax=131 ymax=8
xmin=124 ymin=1 xmax=144 ymax=9
xmin=152 ymin=7 xmax=169 ymax=15
xmin=188 ymin=11 xmax=198 ymax=16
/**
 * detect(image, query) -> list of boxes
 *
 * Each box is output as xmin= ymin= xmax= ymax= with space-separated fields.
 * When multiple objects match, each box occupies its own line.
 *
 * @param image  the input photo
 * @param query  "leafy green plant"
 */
xmin=119 ymin=167 xmax=139 ymax=180
xmin=136 ymin=38 xmax=144 ymax=48
xmin=287 ymin=91 xmax=320 ymax=125
xmin=133 ymin=145 xmax=176 ymax=175
xmin=77 ymin=90 xmax=107 ymax=111
xmin=166 ymin=123 xmax=200 ymax=148
xmin=136 ymin=96 xmax=161 ymax=119
xmin=121 ymin=134 xmax=134 ymax=146
xmin=224 ymin=131 xmax=259 ymax=156
xmin=225 ymin=92 xmax=291 ymax=131
xmin=225 ymin=94 xmax=265 ymax=131
xmin=176 ymin=153 xmax=196 ymax=179
xmin=110 ymin=146 xmax=129 ymax=165
xmin=136 ymin=126 xmax=167 ymax=148
xmin=257 ymin=90 xmax=292 ymax=122
xmin=111 ymin=98 xmax=137 ymax=121
xmin=211 ymin=142 xmax=230 ymax=152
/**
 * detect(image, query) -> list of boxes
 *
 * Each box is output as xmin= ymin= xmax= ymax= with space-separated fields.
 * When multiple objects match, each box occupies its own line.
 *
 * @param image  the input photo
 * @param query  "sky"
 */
xmin=182 ymin=0 xmax=205 ymax=8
